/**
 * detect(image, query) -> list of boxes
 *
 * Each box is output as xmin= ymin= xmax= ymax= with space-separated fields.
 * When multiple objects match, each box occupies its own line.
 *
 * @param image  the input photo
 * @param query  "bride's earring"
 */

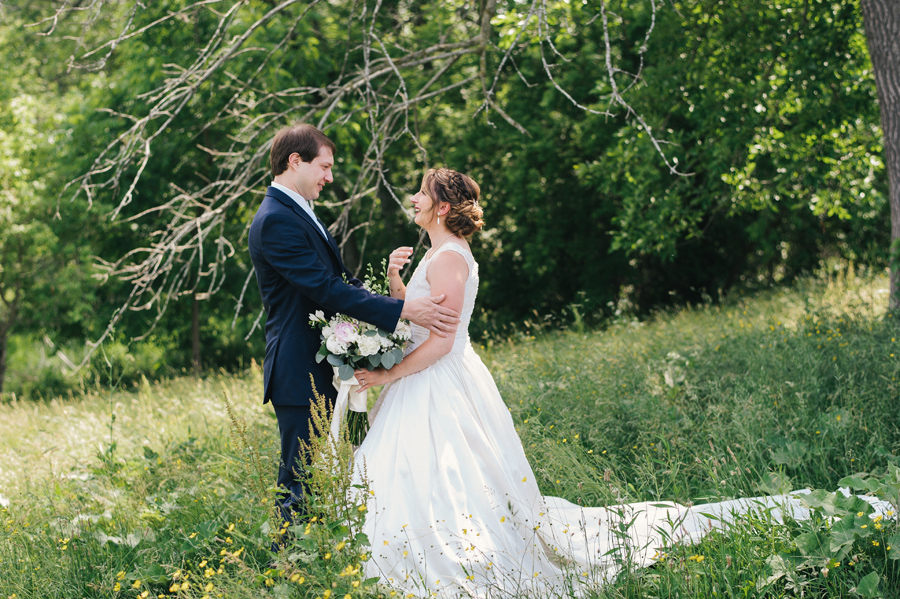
xmin=437 ymin=216 xmax=440 ymax=225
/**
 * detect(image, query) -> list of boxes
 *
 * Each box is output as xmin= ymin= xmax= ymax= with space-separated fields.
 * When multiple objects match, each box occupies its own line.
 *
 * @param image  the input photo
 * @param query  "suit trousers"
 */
xmin=272 ymin=403 xmax=314 ymax=525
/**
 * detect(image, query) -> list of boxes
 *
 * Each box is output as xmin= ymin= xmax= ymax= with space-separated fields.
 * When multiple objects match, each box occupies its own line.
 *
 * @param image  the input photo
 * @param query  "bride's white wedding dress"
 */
xmin=352 ymin=244 xmax=892 ymax=598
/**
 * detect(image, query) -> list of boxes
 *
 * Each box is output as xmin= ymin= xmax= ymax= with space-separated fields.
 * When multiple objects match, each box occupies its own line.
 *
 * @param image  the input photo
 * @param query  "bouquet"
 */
xmin=309 ymin=262 xmax=412 ymax=445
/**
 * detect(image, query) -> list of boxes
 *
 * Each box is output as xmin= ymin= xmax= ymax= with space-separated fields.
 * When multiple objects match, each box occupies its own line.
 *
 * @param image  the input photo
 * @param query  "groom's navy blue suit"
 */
xmin=248 ymin=185 xmax=403 ymax=521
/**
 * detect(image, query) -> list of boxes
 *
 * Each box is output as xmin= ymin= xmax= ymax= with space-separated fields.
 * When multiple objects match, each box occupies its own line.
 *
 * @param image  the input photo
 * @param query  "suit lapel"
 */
xmin=265 ymin=187 xmax=343 ymax=266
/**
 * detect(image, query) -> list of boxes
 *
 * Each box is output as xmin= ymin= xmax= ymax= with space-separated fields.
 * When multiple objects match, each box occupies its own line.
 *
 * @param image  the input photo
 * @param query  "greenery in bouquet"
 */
xmin=308 ymin=261 xmax=412 ymax=443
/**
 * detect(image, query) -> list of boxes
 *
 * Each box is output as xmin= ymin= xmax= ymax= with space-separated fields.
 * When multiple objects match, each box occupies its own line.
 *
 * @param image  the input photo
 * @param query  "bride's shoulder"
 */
xmin=427 ymin=243 xmax=473 ymax=278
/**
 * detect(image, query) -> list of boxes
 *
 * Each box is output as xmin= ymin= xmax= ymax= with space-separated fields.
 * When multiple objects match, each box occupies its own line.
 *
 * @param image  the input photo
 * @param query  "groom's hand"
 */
xmin=401 ymin=294 xmax=459 ymax=337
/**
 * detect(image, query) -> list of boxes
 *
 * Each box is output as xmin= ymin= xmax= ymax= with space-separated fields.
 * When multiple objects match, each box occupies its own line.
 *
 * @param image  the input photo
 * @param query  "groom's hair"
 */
xmin=270 ymin=124 xmax=337 ymax=177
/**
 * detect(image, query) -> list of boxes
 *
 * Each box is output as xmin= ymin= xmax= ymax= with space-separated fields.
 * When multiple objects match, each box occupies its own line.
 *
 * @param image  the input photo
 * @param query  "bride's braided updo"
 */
xmin=423 ymin=168 xmax=484 ymax=237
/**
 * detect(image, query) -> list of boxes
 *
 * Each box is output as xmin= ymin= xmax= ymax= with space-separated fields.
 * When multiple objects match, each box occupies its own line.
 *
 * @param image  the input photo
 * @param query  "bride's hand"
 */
xmin=354 ymin=367 xmax=393 ymax=393
xmin=387 ymin=247 xmax=413 ymax=278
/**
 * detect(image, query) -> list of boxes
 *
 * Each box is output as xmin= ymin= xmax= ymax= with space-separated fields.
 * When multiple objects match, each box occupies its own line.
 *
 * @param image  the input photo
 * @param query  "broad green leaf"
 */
xmin=338 ymin=364 xmax=354 ymax=380
xmin=888 ymin=534 xmax=900 ymax=560
xmin=854 ymin=571 xmax=880 ymax=597
xmin=839 ymin=474 xmax=874 ymax=492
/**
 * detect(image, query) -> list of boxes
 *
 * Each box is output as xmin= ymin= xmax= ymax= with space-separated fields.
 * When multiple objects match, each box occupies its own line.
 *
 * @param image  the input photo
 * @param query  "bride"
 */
xmin=347 ymin=168 xmax=890 ymax=598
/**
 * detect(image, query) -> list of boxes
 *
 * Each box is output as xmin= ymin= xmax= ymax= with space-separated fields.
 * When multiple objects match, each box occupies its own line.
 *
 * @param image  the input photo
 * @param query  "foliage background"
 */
xmin=0 ymin=0 xmax=890 ymax=397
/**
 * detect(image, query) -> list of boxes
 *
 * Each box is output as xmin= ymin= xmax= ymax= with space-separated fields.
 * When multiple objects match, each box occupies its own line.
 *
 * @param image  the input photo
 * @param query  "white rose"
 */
xmin=322 ymin=325 xmax=334 ymax=339
xmin=326 ymin=335 xmax=348 ymax=355
xmin=357 ymin=335 xmax=381 ymax=356
xmin=393 ymin=320 xmax=412 ymax=340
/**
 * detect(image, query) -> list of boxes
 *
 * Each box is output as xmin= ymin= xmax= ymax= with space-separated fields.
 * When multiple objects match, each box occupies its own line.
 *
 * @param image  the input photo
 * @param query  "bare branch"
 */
xmin=40 ymin=0 xmax=690 ymax=368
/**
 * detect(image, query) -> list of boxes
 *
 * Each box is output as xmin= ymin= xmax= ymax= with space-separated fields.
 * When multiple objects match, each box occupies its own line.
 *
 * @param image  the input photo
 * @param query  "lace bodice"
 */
xmin=403 ymin=243 xmax=478 ymax=356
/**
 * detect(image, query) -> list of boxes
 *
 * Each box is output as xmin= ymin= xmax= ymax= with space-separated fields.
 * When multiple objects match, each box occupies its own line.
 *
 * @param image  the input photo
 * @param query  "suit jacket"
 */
xmin=248 ymin=186 xmax=404 ymax=406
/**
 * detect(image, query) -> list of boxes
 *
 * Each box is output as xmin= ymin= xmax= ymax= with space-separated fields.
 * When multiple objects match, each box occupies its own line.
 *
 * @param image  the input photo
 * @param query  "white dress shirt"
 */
xmin=271 ymin=181 xmax=328 ymax=239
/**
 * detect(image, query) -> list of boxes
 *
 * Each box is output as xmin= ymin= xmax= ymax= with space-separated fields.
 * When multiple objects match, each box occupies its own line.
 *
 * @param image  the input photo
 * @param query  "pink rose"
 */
xmin=333 ymin=321 xmax=360 ymax=344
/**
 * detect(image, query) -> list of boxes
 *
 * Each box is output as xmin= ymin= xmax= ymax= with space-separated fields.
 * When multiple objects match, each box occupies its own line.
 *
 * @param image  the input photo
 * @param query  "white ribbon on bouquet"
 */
xmin=329 ymin=366 xmax=368 ymax=443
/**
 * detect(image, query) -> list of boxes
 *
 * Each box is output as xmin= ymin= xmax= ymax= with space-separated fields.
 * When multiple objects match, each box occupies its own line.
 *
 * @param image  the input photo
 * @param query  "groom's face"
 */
xmin=289 ymin=145 xmax=334 ymax=201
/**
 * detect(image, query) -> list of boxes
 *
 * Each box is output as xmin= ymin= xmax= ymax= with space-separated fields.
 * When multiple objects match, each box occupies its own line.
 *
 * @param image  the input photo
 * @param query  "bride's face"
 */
xmin=411 ymin=185 xmax=438 ymax=228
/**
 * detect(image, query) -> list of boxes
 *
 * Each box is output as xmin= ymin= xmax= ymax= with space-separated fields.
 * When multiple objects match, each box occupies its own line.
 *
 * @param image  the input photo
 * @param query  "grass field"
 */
xmin=1 ymin=265 xmax=899 ymax=598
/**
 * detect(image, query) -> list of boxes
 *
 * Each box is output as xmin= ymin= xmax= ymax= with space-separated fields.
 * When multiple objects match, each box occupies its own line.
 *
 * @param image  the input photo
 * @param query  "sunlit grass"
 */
xmin=0 ymin=366 xmax=269 ymax=497
xmin=0 ymin=265 xmax=898 ymax=597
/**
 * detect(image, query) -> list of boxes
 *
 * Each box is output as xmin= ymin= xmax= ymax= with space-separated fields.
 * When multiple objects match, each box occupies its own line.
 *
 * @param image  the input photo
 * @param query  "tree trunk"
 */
xmin=192 ymin=293 xmax=201 ymax=375
xmin=861 ymin=0 xmax=900 ymax=310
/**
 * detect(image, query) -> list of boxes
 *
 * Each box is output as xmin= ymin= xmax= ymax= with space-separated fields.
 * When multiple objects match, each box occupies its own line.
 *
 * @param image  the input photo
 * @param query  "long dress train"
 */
xmin=351 ymin=244 xmax=893 ymax=598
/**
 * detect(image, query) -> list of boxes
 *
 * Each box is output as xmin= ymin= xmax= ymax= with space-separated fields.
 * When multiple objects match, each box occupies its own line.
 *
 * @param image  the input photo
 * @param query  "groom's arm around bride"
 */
xmin=248 ymin=123 xmax=457 ymax=526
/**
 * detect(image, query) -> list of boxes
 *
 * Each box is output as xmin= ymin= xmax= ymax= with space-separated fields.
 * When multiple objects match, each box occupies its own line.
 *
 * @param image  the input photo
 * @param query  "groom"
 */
xmin=248 ymin=123 xmax=458 ymax=526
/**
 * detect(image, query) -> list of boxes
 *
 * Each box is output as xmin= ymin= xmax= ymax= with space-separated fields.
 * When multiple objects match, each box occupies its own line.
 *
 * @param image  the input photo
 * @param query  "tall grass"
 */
xmin=0 ymin=265 xmax=898 ymax=598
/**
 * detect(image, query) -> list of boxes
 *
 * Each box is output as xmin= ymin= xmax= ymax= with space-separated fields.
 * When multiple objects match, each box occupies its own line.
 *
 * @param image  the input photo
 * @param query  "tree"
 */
xmin=15 ymin=0 xmax=891 ymax=372
xmin=30 ymin=0 xmax=678 ymax=361
xmin=860 ymin=0 xmax=900 ymax=309
xmin=0 ymin=11 xmax=95 ymax=393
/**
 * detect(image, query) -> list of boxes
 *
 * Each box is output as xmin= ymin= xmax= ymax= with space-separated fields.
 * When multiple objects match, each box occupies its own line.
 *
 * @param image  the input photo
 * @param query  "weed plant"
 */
xmin=0 ymin=266 xmax=898 ymax=597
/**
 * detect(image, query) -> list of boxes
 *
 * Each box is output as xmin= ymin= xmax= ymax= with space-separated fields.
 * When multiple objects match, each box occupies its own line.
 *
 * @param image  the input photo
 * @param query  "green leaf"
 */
xmin=854 ymin=571 xmax=880 ymax=597
xmin=368 ymin=353 xmax=381 ymax=368
xmin=381 ymin=351 xmax=396 ymax=369
xmin=392 ymin=347 xmax=404 ymax=363
xmin=757 ymin=471 xmax=792 ymax=495
xmin=794 ymin=531 xmax=830 ymax=562
xmin=839 ymin=474 xmax=874 ymax=492
xmin=131 ymin=564 xmax=168 ymax=584
xmin=327 ymin=354 xmax=344 ymax=367
xmin=315 ymin=352 xmax=325 ymax=363
xmin=887 ymin=533 xmax=900 ymax=560
xmin=338 ymin=364 xmax=354 ymax=380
